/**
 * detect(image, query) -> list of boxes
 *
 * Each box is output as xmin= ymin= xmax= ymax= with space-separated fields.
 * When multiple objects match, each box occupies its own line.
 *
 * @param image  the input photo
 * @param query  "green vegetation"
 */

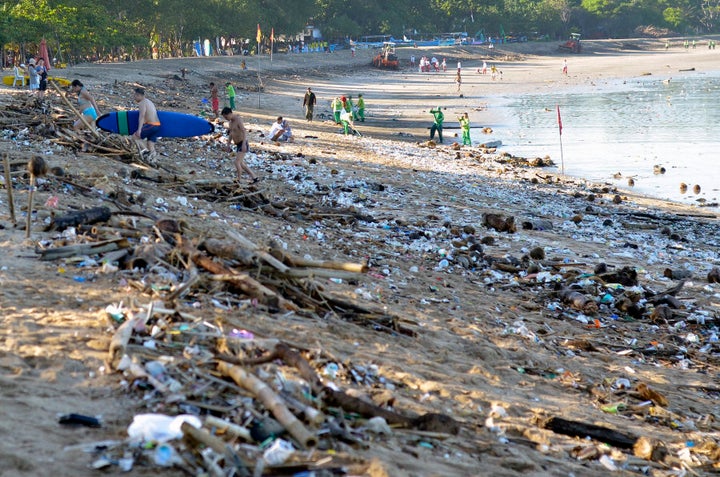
xmin=2 ymin=0 xmax=719 ymax=64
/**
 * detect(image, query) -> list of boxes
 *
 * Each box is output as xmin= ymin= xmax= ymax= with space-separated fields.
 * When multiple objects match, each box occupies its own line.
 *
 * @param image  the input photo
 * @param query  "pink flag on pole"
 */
xmin=557 ymin=105 xmax=562 ymax=135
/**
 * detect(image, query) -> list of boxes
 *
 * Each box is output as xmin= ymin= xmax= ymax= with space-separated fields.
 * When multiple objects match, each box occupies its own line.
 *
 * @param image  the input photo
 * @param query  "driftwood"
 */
xmin=203 ymin=415 xmax=252 ymax=441
xmin=558 ymin=289 xmax=599 ymax=314
xmin=181 ymin=421 xmax=250 ymax=476
xmin=226 ymin=229 xmax=289 ymax=273
xmin=235 ymin=343 xmax=461 ymax=433
xmin=47 ymin=206 xmax=112 ymax=231
xmin=106 ymin=315 xmax=138 ymax=370
xmin=199 ymin=238 xmax=255 ymax=266
xmin=542 ymin=416 xmax=637 ymax=449
xmin=217 ymin=361 xmax=317 ymax=448
xmin=38 ymin=237 xmax=130 ymax=261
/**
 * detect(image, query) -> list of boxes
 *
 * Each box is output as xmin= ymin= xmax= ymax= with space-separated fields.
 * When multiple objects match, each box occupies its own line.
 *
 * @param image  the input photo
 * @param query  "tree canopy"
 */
xmin=1 ymin=0 xmax=718 ymax=63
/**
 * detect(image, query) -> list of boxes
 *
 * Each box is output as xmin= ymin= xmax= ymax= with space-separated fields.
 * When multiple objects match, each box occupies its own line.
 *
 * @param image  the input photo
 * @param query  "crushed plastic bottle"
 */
xmin=263 ymin=438 xmax=295 ymax=466
xmin=127 ymin=413 xmax=201 ymax=443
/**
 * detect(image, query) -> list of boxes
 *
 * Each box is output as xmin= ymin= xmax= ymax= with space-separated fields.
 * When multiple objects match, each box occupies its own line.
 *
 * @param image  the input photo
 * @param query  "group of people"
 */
xmin=429 ymin=108 xmax=472 ymax=146
xmin=69 ymin=82 xmax=160 ymax=161
xmin=19 ymin=58 xmax=49 ymax=98
xmin=208 ymin=81 xmax=237 ymax=118
xmin=330 ymin=94 xmax=365 ymax=134
xmin=417 ymin=56 xmax=447 ymax=72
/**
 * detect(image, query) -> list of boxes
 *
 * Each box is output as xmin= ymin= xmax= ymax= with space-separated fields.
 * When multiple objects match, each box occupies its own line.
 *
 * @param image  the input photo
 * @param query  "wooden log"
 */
xmin=203 ymin=415 xmax=252 ymax=441
xmin=47 ymin=206 xmax=112 ymax=231
xmin=38 ymin=237 xmax=130 ymax=261
xmin=542 ymin=416 xmax=638 ymax=449
xmin=106 ymin=315 xmax=138 ymax=370
xmin=200 ymin=238 xmax=255 ymax=265
xmin=217 ymin=361 xmax=317 ymax=448
xmin=226 ymin=229 xmax=290 ymax=273
xmin=3 ymin=153 xmax=15 ymax=224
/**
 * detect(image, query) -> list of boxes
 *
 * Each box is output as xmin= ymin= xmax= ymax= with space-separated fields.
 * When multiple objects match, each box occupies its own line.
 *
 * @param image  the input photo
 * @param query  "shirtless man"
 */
xmin=221 ymin=107 xmax=257 ymax=183
xmin=132 ymin=88 xmax=161 ymax=160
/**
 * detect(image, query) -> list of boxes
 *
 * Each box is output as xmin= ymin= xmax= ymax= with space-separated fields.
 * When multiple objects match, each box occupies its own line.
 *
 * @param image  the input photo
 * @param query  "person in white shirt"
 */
xmin=269 ymin=116 xmax=294 ymax=143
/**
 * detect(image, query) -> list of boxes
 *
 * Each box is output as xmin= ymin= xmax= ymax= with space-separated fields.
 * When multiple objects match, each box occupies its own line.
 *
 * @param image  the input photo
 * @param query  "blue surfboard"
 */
xmin=96 ymin=110 xmax=214 ymax=138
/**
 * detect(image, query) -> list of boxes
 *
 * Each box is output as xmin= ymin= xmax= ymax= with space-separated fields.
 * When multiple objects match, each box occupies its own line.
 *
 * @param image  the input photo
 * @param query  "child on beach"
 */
xmin=225 ymin=82 xmax=236 ymax=110
xmin=209 ymin=82 xmax=219 ymax=118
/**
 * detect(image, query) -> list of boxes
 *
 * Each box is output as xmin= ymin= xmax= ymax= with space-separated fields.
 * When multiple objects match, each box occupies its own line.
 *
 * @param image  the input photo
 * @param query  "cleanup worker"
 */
xmin=429 ymin=106 xmax=444 ymax=143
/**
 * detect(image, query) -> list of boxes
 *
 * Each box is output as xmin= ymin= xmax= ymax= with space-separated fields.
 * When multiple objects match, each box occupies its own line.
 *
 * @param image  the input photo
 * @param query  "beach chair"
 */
xmin=12 ymin=66 xmax=27 ymax=87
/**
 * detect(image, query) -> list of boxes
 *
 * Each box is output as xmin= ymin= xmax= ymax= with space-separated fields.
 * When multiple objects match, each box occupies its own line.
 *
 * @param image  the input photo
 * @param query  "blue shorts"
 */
xmin=140 ymin=123 xmax=161 ymax=142
xmin=82 ymin=107 xmax=98 ymax=120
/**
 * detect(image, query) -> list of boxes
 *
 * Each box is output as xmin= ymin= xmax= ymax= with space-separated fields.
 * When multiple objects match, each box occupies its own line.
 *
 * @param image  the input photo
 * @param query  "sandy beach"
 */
xmin=1 ymin=39 xmax=720 ymax=476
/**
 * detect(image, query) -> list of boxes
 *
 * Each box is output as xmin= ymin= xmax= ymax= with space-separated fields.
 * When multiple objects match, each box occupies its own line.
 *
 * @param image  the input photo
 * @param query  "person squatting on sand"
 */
xmin=132 ymin=87 xmax=161 ymax=161
xmin=269 ymin=116 xmax=294 ymax=143
xmin=221 ymin=107 xmax=258 ymax=183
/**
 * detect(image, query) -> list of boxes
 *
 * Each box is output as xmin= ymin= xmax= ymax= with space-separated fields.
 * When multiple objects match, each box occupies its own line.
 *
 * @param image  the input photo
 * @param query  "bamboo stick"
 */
xmin=285 ymin=257 xmax=368 ymax=273
xmin=3 ymin=154 xmax=15 ymax=224
xmin=204 ymin=415 xmax=252 ymax=441
xmin=25 ymin=175 xmax=35 ymax=238
xmin=217 ymin=361 xmax=317 ymax=448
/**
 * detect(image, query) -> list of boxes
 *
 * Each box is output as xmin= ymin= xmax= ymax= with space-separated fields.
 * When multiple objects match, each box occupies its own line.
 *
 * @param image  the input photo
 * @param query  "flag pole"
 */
xmin=557 ymin=104 xmax=565 ymax=175
xmin=257 ymin=24 xmax=262 ymax=109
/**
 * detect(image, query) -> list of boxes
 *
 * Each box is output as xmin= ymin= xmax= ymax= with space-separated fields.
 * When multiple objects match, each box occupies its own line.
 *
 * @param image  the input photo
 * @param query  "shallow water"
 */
xmin=489 ymin=71 xmax=720 ymax=209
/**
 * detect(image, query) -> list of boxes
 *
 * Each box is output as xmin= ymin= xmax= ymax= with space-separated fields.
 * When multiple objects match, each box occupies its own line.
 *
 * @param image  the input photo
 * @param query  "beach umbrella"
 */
xmin=40 ymin=38 xmax=51 ymax=71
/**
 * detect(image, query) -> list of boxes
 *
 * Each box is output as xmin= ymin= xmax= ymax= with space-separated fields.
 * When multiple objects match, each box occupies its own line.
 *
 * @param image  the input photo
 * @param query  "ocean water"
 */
xmin=490 ymin=71 xmax=720 ymax=209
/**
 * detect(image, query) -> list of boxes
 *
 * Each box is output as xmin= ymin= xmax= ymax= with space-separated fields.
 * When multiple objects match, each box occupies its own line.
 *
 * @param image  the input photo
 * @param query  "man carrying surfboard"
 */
xmin=221 ymin=107 xmax=258 ymax=183
xmin=132 ymin=88 xmax=161 ymax=161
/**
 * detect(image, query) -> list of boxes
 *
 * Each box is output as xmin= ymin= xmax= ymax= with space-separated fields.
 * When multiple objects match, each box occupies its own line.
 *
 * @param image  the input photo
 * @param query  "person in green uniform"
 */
xmin=356 ymin=94 xmax=365 ymax=122
xmin=429 ymin=106 xmax=444 ymax=143
xmin=458 ymin=112 xmax=471 ymax=146
xmin=331 ymin=97 xmax=342 ymax=124
xmin=346 ymin=95 xmax=354 ymax=118
xmin=225 ymin=82 xmax=236 ymax=110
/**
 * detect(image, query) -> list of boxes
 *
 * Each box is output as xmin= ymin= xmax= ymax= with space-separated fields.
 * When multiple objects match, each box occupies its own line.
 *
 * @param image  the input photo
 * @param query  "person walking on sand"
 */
xmin=429 ymin=106 xmax=444 ymax=143
xmin=562 ymin=59 xmax=568 ymax=75
xmin=221 ymin=107 xmax=258 ymax=183
xmin=482 ymin=60 xmax=488 ymax=75
xmin=332 ymin=96 xmax=342 ymax=124
xmin=356 ymin=94 xmax=365 ymax=122
xmin=209 ymin=82 xmax=219 ymax=118
xmin=132 ymin=88 xmax=161 ymax=161
xmin=70 ymin=80 xmax=101 ymax=131
xmin=441 ymin=58 xmax=447 ymax=72
xmin=303 ymin=87 xmax=316 ymax=121
xmin=455 ymin=70 xmax=462 ymax=92
xmin=459 ymin=112 xmax=471 ymax=146
xmin=225 ymin=82 xmax=236 ymax=110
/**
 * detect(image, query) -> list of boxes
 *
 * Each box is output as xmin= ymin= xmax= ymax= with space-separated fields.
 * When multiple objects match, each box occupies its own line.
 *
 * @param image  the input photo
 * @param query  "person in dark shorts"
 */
xmin=221 ymin=107 xmax=257 ymax=183
xmin=132 ymin=88 xmax=161 ymax=161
